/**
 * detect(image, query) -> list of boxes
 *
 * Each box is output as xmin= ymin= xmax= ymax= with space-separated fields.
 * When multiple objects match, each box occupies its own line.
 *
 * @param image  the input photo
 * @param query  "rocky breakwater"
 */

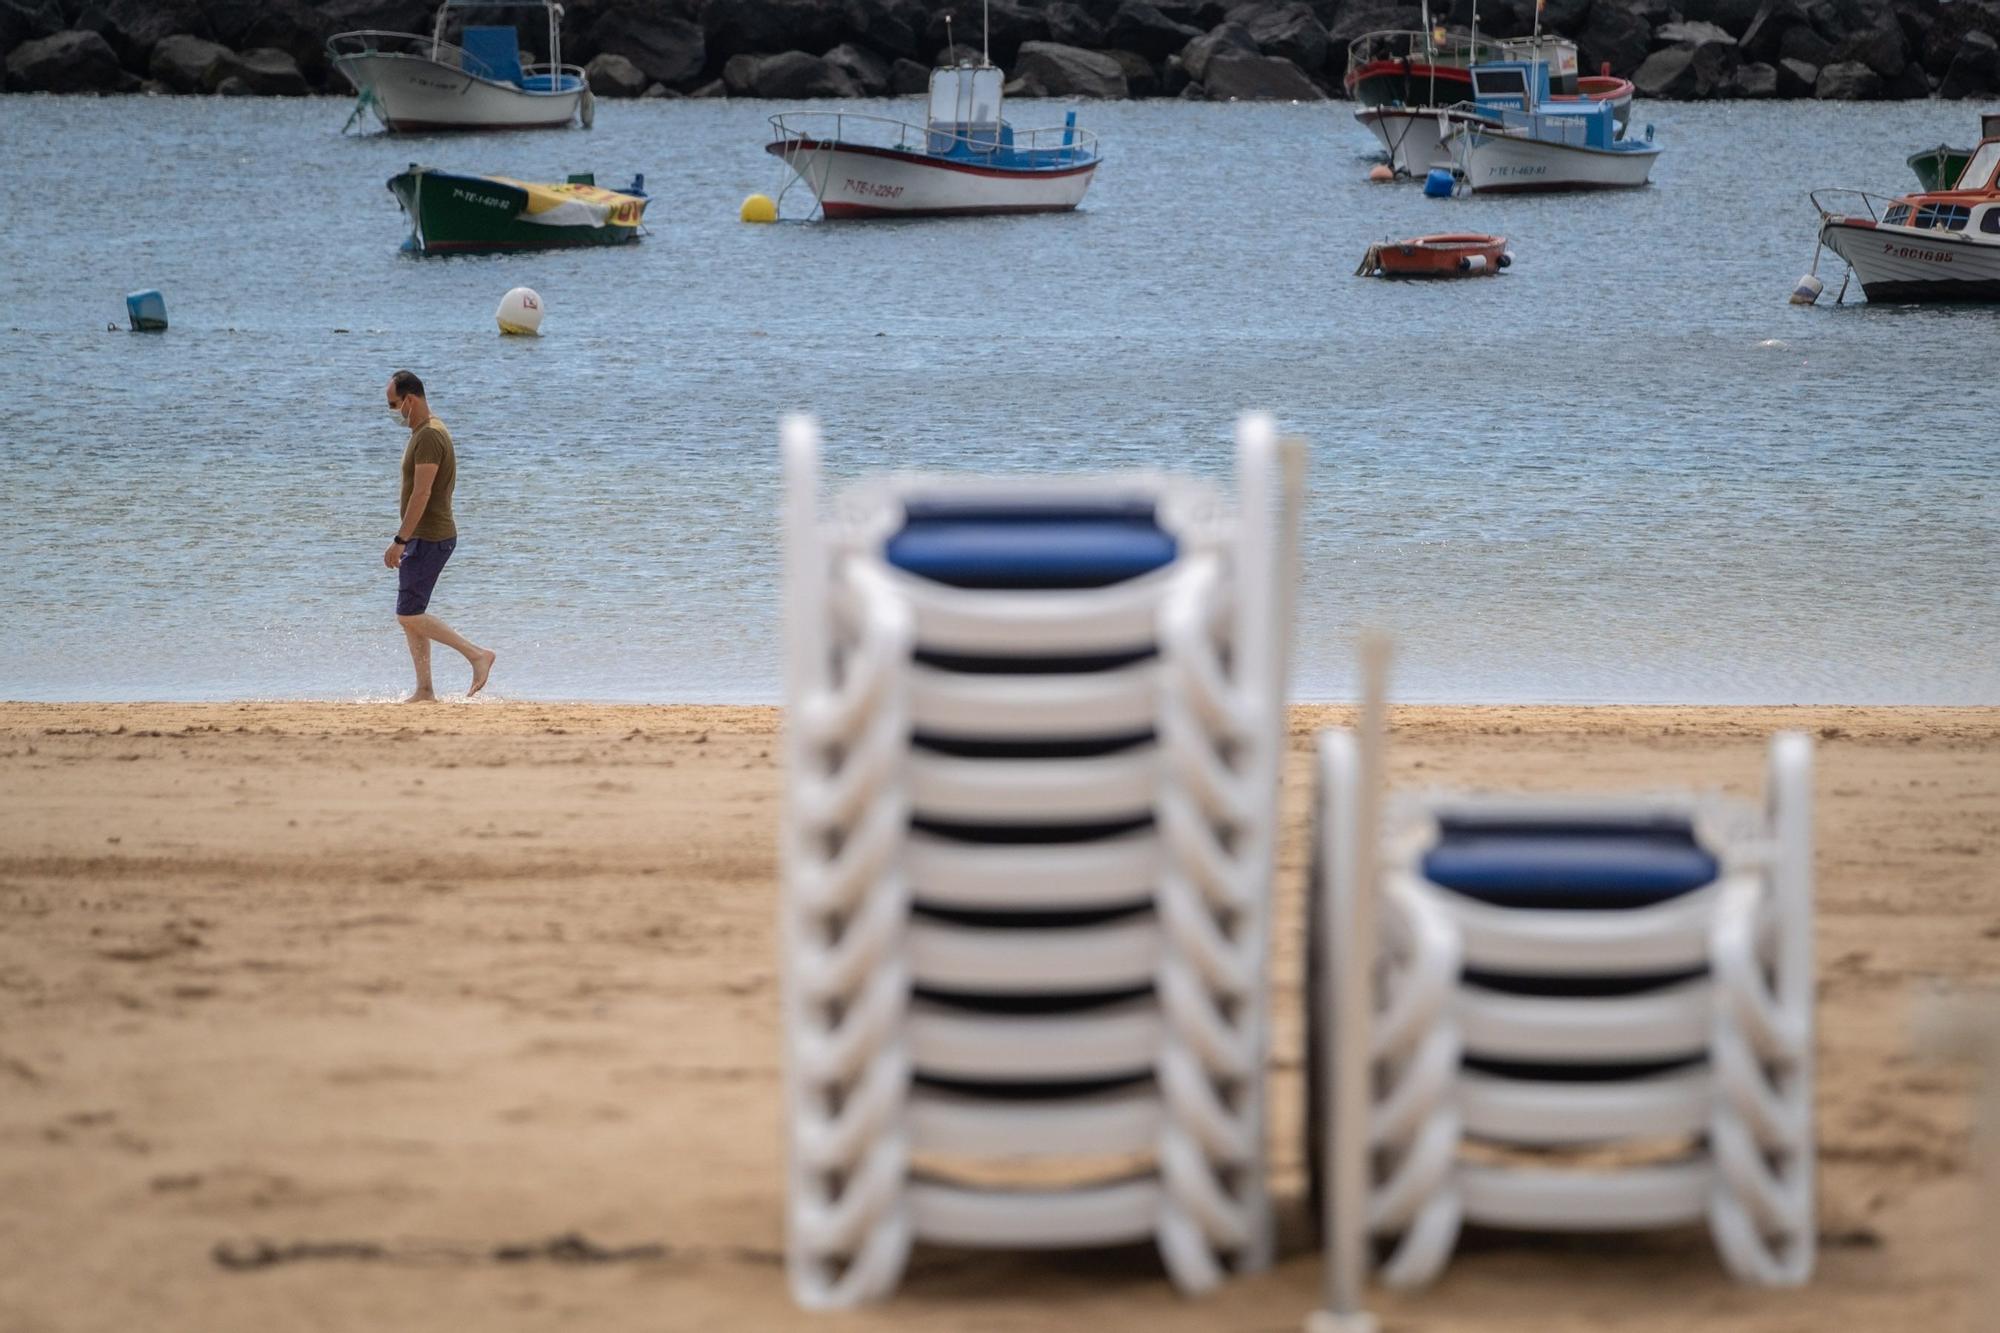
xmin=3 ymin=0 xmax=1997 ymax=101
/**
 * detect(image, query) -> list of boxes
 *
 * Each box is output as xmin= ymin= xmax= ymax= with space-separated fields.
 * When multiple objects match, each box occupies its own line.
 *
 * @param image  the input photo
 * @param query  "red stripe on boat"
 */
xmin=766 ymin=139 xmax=1099 ymax=181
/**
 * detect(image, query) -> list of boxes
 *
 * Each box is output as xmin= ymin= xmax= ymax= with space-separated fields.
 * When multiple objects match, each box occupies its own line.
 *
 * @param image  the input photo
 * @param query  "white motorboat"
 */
xmin=765 ymin=61 xmax=1098 ymax=220
xmin=328 ymin=0 xmax=591 ymax=134
xmin=1444 ymin=56 xmax=1659 ymax=193
xmin=1812 ymin=116 xmax=2000 ymax=302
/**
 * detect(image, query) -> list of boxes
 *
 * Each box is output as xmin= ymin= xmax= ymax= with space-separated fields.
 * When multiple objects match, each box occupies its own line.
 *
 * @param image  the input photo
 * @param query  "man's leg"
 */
xmin=400 ymin=618 xmax=436 ymax=702
xmin=398 ymin=613 xmax=496 ymax=697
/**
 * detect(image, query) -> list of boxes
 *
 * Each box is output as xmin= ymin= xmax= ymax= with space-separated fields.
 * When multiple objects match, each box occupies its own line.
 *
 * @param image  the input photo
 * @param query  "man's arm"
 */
xmin=385 ymin=462 xmax=438 ymax=568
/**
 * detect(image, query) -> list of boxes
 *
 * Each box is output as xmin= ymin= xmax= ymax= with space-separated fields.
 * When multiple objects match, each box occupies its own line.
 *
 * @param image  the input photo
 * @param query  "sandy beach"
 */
xmin=1 ymin=700 xmax=1994 ymax=1332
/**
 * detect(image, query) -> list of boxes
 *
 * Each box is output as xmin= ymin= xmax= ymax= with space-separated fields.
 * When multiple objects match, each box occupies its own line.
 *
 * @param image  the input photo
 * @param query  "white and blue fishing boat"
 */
xmin=328 ymin=0 xmax=591 ymax=134
xmin=763 ymin=11 xmax=1098 ymax=220
xmin=1442 ymin=53 xmax=1659 ymax=194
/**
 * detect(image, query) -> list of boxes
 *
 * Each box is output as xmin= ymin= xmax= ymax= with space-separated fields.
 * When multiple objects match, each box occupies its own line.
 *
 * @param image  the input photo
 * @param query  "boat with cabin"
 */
xmin=1348 ymin=2 xmax=1632 ymax=176
xmin=1443 ymin=53 xmax=1659 ymax=193
xmin=1908 ymin=142 xmax=1973 ymax=194
xmin=763 ymin=57 xmax=1098 ymax=219
xmin=328 ymin=0 xmax=591 ymax=134
xmin=1811 ymin=113 xmax=2000 ymax=302
xmin=387 ymin=166 xmax=646 ymax=254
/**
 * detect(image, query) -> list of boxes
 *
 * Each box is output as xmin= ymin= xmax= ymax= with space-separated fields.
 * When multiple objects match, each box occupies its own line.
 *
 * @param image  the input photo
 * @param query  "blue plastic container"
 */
xmin=126 ymin=289 xmax=167 ymax=332
xmin=1422 ymin=168 xmax=1455 ymax=199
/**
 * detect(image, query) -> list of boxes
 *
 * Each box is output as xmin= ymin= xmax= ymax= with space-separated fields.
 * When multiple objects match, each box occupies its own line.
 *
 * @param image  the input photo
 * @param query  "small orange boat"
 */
xmin=1357 ymin=233 xmax=1512 ymax=278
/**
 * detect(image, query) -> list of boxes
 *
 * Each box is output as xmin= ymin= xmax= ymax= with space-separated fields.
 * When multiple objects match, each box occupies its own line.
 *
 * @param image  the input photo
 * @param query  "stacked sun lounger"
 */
xmin=1309 ymin=721 xmax=1817 ymax=1326
xmin=779 ymin=414 xmax=1303 ymax=1308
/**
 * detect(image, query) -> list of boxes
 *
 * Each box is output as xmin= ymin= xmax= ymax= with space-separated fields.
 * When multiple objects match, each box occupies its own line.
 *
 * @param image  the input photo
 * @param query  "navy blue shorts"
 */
xmin=397 ymin=536 xmax=456 ymax=616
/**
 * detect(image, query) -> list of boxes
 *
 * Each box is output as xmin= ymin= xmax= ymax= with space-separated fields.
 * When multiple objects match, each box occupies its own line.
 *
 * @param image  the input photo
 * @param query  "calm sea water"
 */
xmin=0 ymin=95 xmax=1993 ymax=703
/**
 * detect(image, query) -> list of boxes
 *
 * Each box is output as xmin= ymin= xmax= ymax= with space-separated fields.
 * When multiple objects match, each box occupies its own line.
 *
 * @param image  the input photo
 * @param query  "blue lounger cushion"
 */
xmin=1423 ymin=825 xmax=1719 ymax=909
xmin=886 ymin=501 xmax=1178 ymax=589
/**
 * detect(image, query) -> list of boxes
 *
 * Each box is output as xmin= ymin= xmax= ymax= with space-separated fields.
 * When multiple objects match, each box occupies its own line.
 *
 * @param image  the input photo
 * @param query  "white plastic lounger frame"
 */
xmin=1312 ymin=721 xmax=1815 ymax=1322
xmin=782 ymin=413 xmax=1304 ymax=1308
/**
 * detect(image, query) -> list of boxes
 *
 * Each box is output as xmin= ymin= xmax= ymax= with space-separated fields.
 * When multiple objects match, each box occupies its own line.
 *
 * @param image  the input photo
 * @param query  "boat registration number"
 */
xmin=1883 ymin=241 xmax=1953 ymax=264
xmin=844 ymin=178 xmax=904 ymax=200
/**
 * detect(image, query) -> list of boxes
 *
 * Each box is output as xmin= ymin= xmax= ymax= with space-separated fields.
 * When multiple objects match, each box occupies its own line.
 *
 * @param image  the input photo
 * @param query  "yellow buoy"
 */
xmin=740 ymin=193 xmax=777 ymax=224
xmin=1368 ymin=163 xmax=1394 ymax=183
xmin=496 ymin=286 xmax=543 ymax=336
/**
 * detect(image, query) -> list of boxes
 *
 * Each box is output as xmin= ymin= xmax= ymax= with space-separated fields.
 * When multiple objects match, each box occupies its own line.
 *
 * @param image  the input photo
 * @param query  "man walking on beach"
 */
xmin=383 ymin=370 xmax=495 ymax=701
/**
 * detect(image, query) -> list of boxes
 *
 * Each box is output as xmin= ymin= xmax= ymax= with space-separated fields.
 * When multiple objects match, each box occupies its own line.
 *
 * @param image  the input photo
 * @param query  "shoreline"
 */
xmin=2 ymin=700 xmax=1993 ymax=1328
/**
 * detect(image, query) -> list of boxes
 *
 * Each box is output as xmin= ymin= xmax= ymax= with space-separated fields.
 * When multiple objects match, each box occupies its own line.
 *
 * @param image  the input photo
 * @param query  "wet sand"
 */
xmin=1 ymin=701 xmax=1994 ymax=1332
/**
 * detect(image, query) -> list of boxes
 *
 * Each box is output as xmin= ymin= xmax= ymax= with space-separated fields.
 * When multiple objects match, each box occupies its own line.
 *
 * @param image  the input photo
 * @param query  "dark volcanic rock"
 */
xmin=204 ymin=0 xmax=330 ymax=79
xmin=1690 ymin=39 xmax=1741 ymax=94
xmin=1160 ymin=49 xmax=1190 ymax=94
xmin=1201 ymin=48 xmax=1322 ymax=97
xmin=585 ymin=51 xmax=647 ymax=96
xmin=213 ymin=73 xmax=248 ymax=94
xmin=1940 ymin=28 xmax=2000 ymax=99
xmin=1632 ymin=43 xmax=1699 ymax=96
xmin=921 ymin=2 xmax=1047 ymax=66
xmin=1228 ymin=2 xmax=1329 ymax=73
xmin=5 ymin=27 xmax=132 ymax=89
xmin=1045 ymin=1 xmax=1105 ymax=48
xmin=841 ymin=0 xmax=923 ymax=59
xmin=1654 ymin=20 xmax=1736 ymax=47
xmin=888 ymin=55 xmax=927 ymax=93
xmin=92 ymin=0 xmax=208 ymax=65
xmin=823 ymin=41 xmax=890 ymax=95
xmin=1738 ymin=0 xmax=1808 ymax=60
xmin=148 ymin=32 xmax=230 ymax=91
xmin=1730 ymin=59 xmax=1778 ymax=94
xmin=702 ymin=0 xmax=845 ymax=63
xmin=203 ymin=46 xmax=310 ymax=94
xmin=587 ymin=8 xmax=706 ymax=89
xmin=1775 ymin=55 xmax=1817 ymax=94
xmin=317 ymin=0 xmax=432 ymax=38
xmin=1813 ymin=58 xmax=1881 ymax=98
xmin=1104 ymin=0 xmax=1200 ymax=61
xmin=1827 ymin=13 xmax=1905 ymax=79
xmin=1917 ymin=0 xmax=2000 ymax=77
xmin=1578 ymin=2 xmax=1654 ymax=76
xmin=1106 ymin=47 xmax=1158 ymax=95
xmin=1777 ymin=23 xmax=1831 ymax=67
xmin=1013 ymin=39 xmax=1128 ymax=95
xmin=1181 ymin=20 xmax=1255 ymax=82
xmin=1681 ymin=0 xmax=1764 ymax=36
xmin=0 ymin=0 xmax=65 ymax=59
xmin=723 ymin=48 xmax=859 ymax=97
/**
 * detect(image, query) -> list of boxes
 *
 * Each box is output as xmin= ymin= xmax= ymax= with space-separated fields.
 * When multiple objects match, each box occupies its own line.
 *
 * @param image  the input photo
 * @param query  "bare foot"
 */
xmin=403 ymin=688 xmax=437 ymax=704
xmin=468 ymin=648 xmax=496 ymax=698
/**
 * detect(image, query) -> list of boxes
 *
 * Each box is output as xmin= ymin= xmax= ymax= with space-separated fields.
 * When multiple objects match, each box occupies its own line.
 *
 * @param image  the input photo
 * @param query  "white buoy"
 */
xmin=1458 ymin=254 xmax=1488 ymax=274
xmin=1790 ymin=273 xmax=1824 ymax=306
xmin=496 ymin=286 xmax=544 ymax=335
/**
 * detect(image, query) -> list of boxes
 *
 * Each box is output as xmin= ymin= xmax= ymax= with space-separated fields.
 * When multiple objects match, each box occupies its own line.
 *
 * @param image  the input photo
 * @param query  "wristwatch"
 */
xmin=392 ymin=535 xmax=409 ymax=545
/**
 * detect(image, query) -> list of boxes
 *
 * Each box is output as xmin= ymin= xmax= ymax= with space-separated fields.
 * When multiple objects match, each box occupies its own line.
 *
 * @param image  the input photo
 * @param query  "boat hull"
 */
xmin=388 ymin=170 xmax=644 ymax=254
xmin=766 ymin=139 xmax=1097 ymax=219
xmin=1359 ymin=233 xmax=1509 ymax=278
xmin=1907 ymin=145 xmax=1972 ymax=193
xmin=1347 ymin=60 xmax=1474 ymax=108
xmin=334 ymin=52 xmax=581 ymax=131
xmin=1820 ymin=217 xmax=2000 ymax=302
xmin=1459 ymin=129 xmax=1658 ymax=193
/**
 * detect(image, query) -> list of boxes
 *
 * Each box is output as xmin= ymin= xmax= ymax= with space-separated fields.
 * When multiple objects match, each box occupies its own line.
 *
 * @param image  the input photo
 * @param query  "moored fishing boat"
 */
xmin=1908 ymin=143 xmax=1973 ymax=194
xmin=1355 ymin=233 xmax=1512 ymax=278
xmin=1444 ymin=55 xmax=1659 ymax=194
xmin=388 ymin=166 xmax=646 ymax=254
xmin=1355 ymin=39 xmax=1631 ymax=177
xmin=1810 ymin=116 xmax=2000 ymax=303
xmin=329 ymin=0 xmax=590 ymax=133
xmin=764 ymin=50 xmax=1098 ymax=219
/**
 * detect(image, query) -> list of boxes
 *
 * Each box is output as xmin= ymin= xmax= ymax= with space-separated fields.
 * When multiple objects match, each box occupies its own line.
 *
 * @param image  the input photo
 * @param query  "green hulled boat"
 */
xmin=388 ymin=165 xmax=647 ymax=254
xmin=1908 ymin=143 xmax=1972 ymax=193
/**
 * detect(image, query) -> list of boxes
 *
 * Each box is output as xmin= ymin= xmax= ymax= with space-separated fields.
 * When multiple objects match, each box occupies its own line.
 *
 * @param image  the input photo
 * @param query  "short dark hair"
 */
xmin=389 ymin=369 xmax=426 ymax=400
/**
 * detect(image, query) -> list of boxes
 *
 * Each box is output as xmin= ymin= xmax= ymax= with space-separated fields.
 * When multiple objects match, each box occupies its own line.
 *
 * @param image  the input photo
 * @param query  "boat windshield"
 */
xmin=1953 ymin=140 xmax=2000 ymax=191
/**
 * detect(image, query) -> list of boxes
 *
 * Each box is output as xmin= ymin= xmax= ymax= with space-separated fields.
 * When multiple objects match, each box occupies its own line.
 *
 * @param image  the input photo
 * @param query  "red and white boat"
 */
xmin=1349 ymin=28 xmax=1632 ymax=177
xmin=1356 ymin=233 xmax=1513 ymax=278
xmin=1812 ymin=114 xmax=2000 ymax=303
xmin=765 ymin=62 xmax=1098 ymax=220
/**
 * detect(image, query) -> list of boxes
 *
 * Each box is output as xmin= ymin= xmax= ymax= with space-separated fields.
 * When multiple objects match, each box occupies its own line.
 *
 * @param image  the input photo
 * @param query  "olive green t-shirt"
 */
xmin=399 ymin=419 xmax=457 ymax=541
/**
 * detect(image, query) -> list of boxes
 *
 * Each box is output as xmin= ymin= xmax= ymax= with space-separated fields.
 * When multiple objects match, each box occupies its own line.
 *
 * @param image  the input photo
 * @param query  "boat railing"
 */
xmin=1445 ymin=103 xmax=1588 ymax=145
xmin=522 ymin=59 xmax=588 ymax=93
xmin=768 ymin=111 xmax=1100 ymax=165
xmin=1346 ymin=29 xmax=1506 ymax=76
xmin=1809 ymin=187 xmax=1898 ymax=222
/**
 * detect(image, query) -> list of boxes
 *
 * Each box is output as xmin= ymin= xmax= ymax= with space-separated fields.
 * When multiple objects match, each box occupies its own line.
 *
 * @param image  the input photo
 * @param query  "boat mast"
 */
xmin=983 ymin=0 xmax=990 ymax=66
